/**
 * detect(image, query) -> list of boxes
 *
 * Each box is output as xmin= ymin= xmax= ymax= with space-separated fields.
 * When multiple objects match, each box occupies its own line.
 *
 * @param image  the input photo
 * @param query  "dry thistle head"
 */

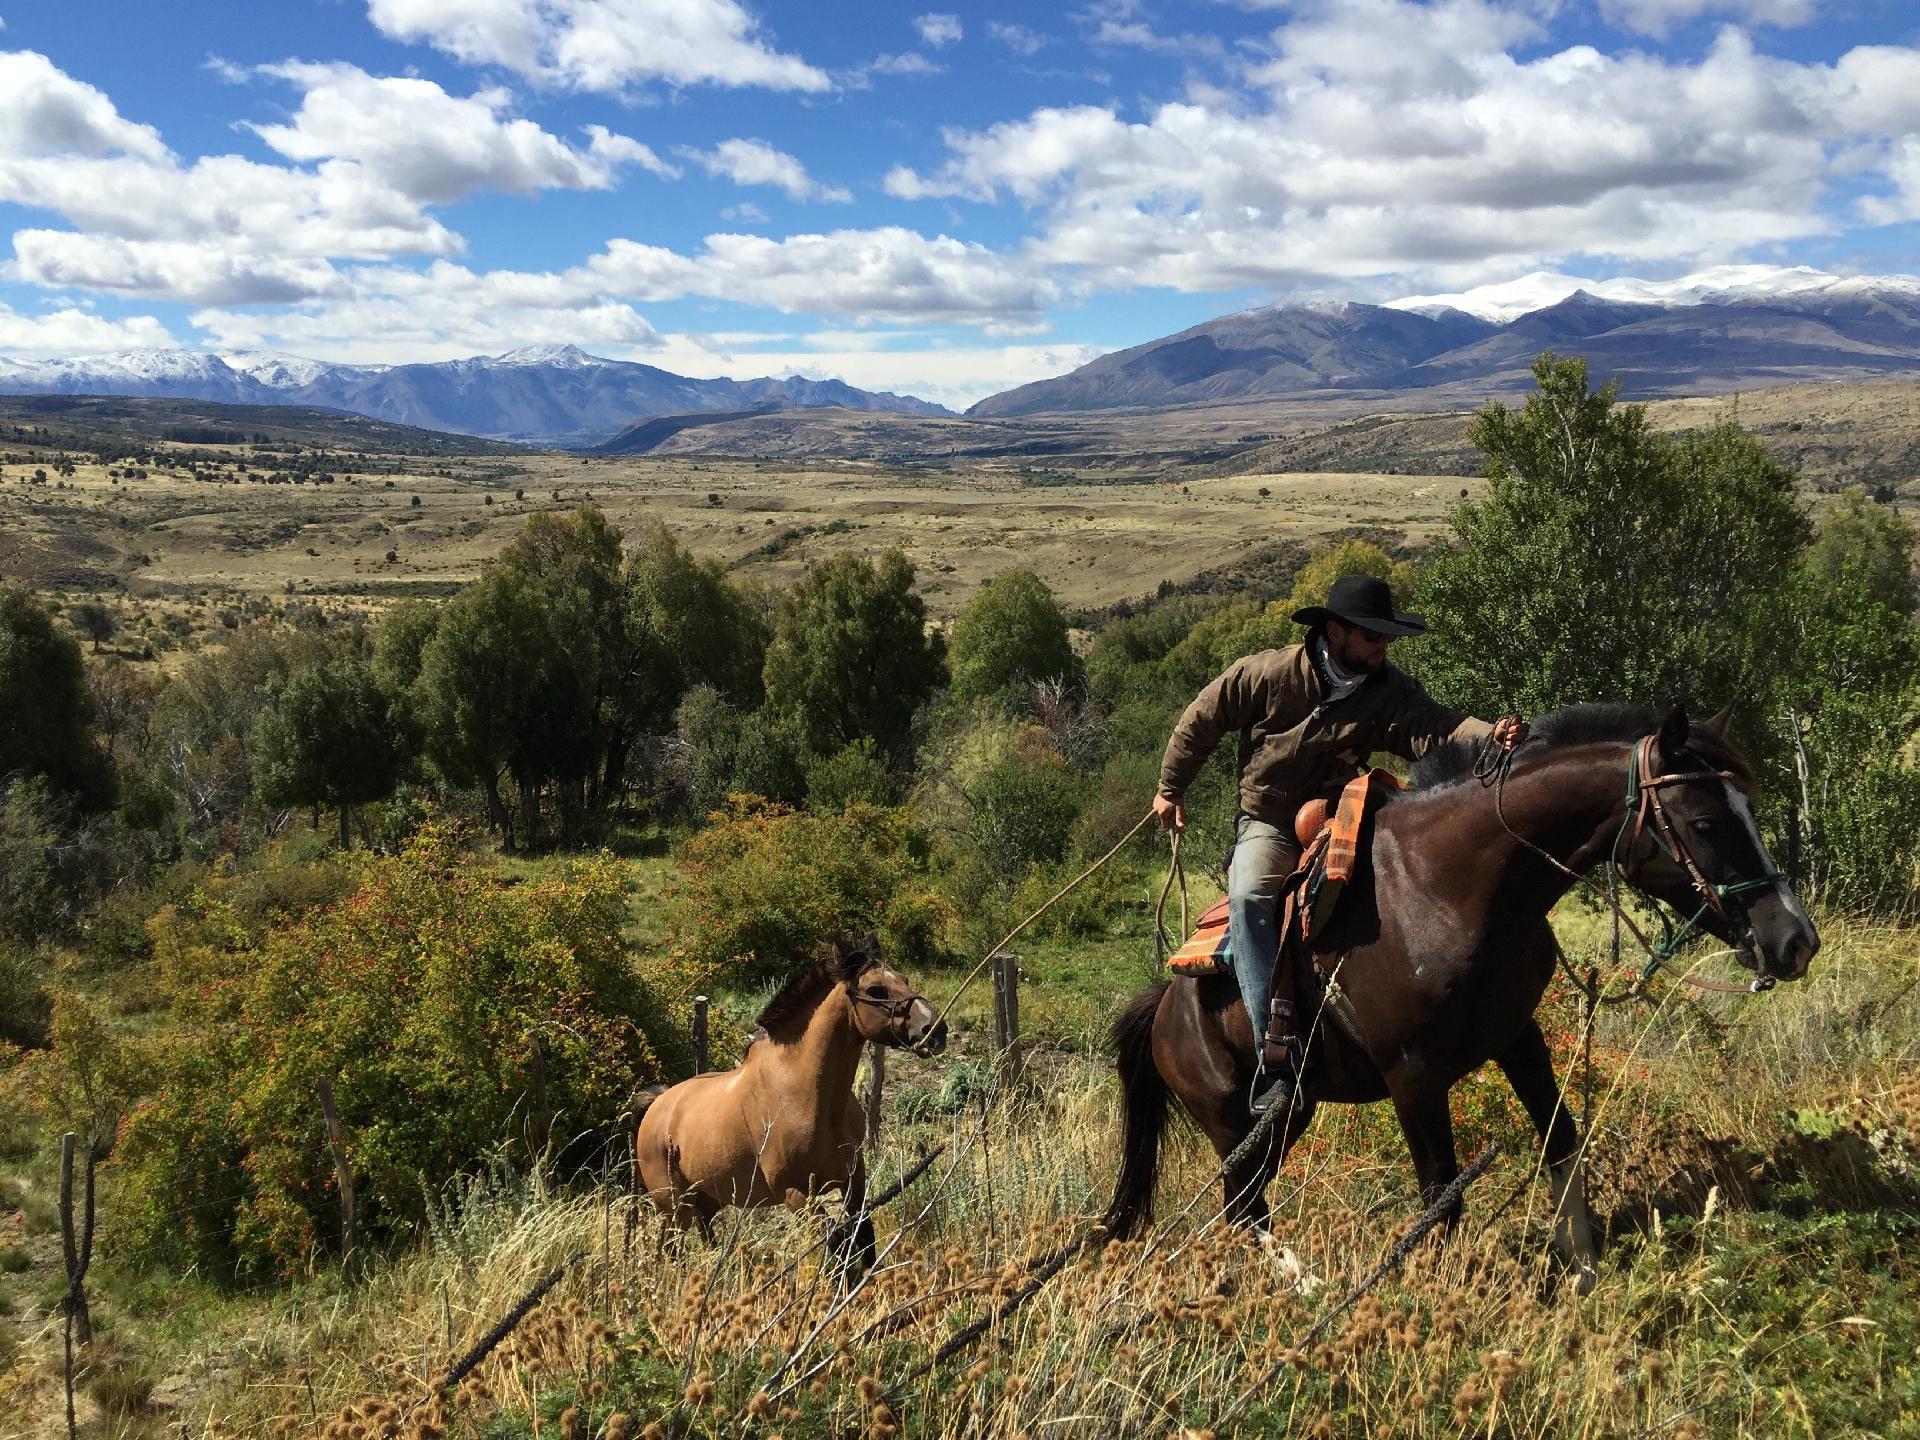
xmin=558 ymin=1405 xmax=583 ymax=1440
xmin=602 ymin=1415 xmax=633 ymax=1440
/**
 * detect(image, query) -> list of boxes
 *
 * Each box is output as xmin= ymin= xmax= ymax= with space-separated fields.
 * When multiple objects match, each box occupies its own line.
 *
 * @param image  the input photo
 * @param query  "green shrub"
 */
xmin=0 ymin=944 xmax=51 ymax=1048
xmin=114 ymin=824 xmax=689 ymax=1280
xmin=804 ymin=738 xmax=892 ymax=812
xmin=667 ymin=798 xmax=952 ymax=990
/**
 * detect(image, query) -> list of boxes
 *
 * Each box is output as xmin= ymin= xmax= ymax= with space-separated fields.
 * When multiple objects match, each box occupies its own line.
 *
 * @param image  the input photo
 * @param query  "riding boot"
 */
xmin=1250 ymin=998 xmax=1300 ymax=1116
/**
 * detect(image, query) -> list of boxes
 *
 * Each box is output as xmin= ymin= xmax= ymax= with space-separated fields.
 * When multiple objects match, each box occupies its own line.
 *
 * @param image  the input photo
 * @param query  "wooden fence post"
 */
xmin=59 ymin=1129 xmax=97 ymax=1440
xmin=991 ymin=954 xmax=1022 ymax=1082
xmin=315 ymin=1079 xmax=357 ymax=1268
xmin=863 ymin=1043 xmax=885 ymax=1140
xmin=692 ymin=995 xmax=710 ymax=1075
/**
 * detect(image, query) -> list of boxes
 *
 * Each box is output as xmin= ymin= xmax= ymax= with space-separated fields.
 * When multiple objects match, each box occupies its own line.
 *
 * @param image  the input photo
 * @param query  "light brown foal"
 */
xmin=634 ymin=936 xmax=946 ymax=1272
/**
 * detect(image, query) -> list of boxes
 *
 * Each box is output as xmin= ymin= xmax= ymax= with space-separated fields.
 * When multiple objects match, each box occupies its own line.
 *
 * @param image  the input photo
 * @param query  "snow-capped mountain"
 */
xmin=0 ymin=345 xmax=952 ymax=444
xmin=1385 ymin=264 xmax=1920 ymax=323
xmin=973 ymin=267 xmax=1920 ymax=416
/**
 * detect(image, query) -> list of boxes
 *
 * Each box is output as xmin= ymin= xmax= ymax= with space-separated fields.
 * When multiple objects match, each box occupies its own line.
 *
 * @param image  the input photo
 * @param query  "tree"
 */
xmin=948 ymin=569 xmax=1081 ymax=704
xmin=252 ymin=659 xmax=408 ymax=847
xmin=0 ymin=585 xmax=114 ymax=812
xmin=371 ymin=600 xmax=440 ymax=694
xmin=1413 ymin=353 xmax=1807 ymax=719
xmin=70 ymin=601 xmax=115 ymax=652
xmin=762 ymin=550 xmax=946 ymax=766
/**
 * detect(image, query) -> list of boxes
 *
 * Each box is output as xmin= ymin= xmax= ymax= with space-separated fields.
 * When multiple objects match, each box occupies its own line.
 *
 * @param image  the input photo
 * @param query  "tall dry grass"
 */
xmin=143 ymin=918 xmax=1920 ymax=1439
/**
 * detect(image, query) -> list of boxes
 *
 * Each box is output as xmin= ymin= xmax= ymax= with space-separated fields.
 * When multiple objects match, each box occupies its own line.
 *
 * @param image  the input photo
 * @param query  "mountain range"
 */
xmin=970 ymin=269 xmax=1920 ymax=417
xmin=0 ymin=344 xmax=950 ymax=446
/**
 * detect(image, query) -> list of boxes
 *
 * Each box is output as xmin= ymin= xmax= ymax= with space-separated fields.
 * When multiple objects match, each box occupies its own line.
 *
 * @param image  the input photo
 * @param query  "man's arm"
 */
xmin=1155 ymin=657 xmax=1262 ymax=828
xmin=1381 ymin=677 xmax=1527 ymax=759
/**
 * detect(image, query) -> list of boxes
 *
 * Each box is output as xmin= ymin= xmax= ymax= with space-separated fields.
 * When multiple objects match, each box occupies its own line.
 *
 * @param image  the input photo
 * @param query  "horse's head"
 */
xmin=1618 ymin=706 xmax=1820 ymax=984
xmin=830 ymin=936 xmax=949 ymax=1055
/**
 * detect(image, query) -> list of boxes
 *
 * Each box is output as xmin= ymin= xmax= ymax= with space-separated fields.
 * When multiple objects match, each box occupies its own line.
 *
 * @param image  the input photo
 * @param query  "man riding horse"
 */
xmin=1153 ymin=573 xmax=1526 ymax=1115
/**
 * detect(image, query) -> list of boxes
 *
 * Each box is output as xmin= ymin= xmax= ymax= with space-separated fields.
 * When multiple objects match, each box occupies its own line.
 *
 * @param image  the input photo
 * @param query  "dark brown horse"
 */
xmin=1104 ymin=705 xmax=1820 ymax=1290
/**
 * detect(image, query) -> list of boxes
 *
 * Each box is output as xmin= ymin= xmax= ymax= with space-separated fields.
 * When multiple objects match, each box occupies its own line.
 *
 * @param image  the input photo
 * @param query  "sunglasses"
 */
xmin=1356 ymin=626 xmax=1392 ymax=645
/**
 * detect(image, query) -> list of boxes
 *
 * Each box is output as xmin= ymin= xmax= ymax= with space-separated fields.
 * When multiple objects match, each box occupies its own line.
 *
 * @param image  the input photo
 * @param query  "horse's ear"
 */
xmin=1656 ymin=705 xmax=1690 ymax=766
xmin=1700 ymin=703 xmax=1733 ymax=739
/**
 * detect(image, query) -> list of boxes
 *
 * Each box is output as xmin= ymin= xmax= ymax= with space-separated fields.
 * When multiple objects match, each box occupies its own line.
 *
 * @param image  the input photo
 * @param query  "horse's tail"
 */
xmin=1102 ymin=981 xmax=1171 ymax=1241
xmin=627 ymin=1083 xmax=668 ymax=1132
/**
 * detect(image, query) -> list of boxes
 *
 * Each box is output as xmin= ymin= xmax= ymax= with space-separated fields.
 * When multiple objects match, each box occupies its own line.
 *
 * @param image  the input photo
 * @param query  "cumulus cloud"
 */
xmin=915 ymin=13 xmax=962 ymax=46
xmin=250 ymin=62 xmax=676 ymax=202
xmin=0 ymin=49 xmax=168 ymax=160
xmin=1598 ymin=0 xmax=1816 ymax=39
xmin=187 ymin=226 xmax=1059 ymax=362
xmin=0 ymin=303 xmax=178 ymax=358
xmin=365 ymin=0 xmax=830 ymax=94
xmin=681 ymin=138 xmax=851 ymax=202
xmin=887 ymin=11 xmax=1920 ymax=293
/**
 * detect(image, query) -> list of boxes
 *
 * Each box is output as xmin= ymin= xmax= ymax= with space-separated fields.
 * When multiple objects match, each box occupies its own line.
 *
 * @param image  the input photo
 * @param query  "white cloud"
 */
xmin=0 ymin=303 xmax=178 ymax=358
xmin=11 ymin=232 xmax=352 ymax=305
xmin=643 ymin=334 xmax=1106 ymax=409
xmin=988 ymin=22 xmax=1050 ymax=56
xmin=915 ymin=13 xmax=962 ymax=47
xmin=0 ymin=49 xmax=168 ymax=160
xmin=1598 ymin=0 xmax=1816 ymax=40
xmin=682 ymin=138 xmax=851 ymax=202
xmin=250 ymin=62 xmax=674 ymax=203
xmin=185 ymin=226 xmax=1058 ymax=363
xmin=720 ymin=200 xmax=769 ymax=223
xmin=887 ymin=13 xmax=1920 ymax=294
xmin=870 ymin=52 xmax=944 ymax=78
xmin=365 ymin=0 xmax=831 ymax=94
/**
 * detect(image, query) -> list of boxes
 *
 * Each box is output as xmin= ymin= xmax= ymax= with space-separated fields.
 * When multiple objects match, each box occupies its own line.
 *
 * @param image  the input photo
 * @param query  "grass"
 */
xmin=0 ymin=901 xmax=1897 ymax=1439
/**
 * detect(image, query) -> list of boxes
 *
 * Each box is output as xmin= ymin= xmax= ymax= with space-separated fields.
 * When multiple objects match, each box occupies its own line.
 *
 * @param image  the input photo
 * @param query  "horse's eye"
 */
xmin=1689 ymin=818 xmax=1717 ymax=836
xmin=864 ymin=985 xmax=888 ymax=999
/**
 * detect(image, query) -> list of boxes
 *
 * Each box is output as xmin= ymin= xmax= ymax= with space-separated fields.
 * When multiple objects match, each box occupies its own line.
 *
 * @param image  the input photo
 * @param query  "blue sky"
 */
xmin=1 ymin=0 xmax=1918 ymax=405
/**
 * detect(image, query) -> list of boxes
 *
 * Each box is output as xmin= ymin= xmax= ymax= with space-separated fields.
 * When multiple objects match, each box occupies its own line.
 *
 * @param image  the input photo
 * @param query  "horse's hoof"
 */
xmin=1570 ymin=1265 xmax=1598 ymax=1298
xmin=1258 ymin=1233 xmax=1322 ymax=1296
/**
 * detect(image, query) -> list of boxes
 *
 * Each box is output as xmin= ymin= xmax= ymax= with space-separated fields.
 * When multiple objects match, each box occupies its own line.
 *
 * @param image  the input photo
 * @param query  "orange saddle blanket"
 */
xmin=1166 ymin=768 xmax=1401 ymax=976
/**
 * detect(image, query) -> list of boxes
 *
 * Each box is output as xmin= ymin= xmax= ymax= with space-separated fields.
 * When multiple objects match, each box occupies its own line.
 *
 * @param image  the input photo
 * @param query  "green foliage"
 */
xmin=115 ymin=825 xmax=682 ymax=1279
xmin=252 ymin=659 xmax=410 ymax=842
xmin=948 ymin=569 xmax=1081 ymax=704
xmin=667 ymin=798 xmax=952 ymax=990
xmin=967 ymin=736 xmax=1082 ymax=879
xmin=672 ymin=685 xmax=804 ymax=818
xmin=0 ymin=943 xmax=51 ymax=1048
xmin=0 ymin=584 xmax=114 ymax=812
xmin=803 ymin=738 xmax=892 ymax=812
xmin=1414 ymin=353 xmax=1807 ymax=717
xmin=762 ymin=550 xmax=946 ymax=765
xmin=369 ymin=600 xmax=440 ymax=693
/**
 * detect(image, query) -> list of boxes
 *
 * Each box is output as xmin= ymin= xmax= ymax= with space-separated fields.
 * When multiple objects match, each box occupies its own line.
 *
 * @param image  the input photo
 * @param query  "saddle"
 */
xmin=1166 ymin=768 xmax=1402 ymax=977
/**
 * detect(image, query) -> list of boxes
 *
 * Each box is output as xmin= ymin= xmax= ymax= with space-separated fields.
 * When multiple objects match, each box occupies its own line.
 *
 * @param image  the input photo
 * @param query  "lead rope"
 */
xmin=929 ymin=807 xmax=1158 ymax=1034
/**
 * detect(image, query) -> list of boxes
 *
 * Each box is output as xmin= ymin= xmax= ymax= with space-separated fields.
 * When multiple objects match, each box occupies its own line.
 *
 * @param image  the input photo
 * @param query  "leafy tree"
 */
xmin=369 ymin=600 xmax=441 ymax=694
xmin=948 ymin=569 xmax=1081 ymax=704
xmin=1413 ymin=353 xmax=1807 ymax=719
xmin=70 ymin=601 xmax=115 ymax=652
xmin=252 ymin=659 xmax=409 ymax=847
xmin=672 ymin=685 xmax=804 ymax=818
xmin=1771 ymin=491 xmax=1920 ymax=909
xmin=0 ymin=585 xmax=113 ymax=812
xmin=762 ymin=550 xmax=946 ymax=765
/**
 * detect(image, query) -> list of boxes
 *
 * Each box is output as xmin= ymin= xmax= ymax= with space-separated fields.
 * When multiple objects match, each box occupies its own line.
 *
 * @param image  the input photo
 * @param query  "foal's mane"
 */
xmin=1406 ymin=701 xmax=1754 ymax=798
xmin=753 ymin=934 xmax=883 ymax=1036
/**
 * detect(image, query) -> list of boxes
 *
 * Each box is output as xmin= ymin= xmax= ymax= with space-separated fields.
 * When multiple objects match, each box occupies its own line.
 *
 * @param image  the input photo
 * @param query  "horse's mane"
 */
xmin=752 ymin=933 xmax=883 ymax=1038
xmin=1406 ymin=701 xmax=1753 ymax=798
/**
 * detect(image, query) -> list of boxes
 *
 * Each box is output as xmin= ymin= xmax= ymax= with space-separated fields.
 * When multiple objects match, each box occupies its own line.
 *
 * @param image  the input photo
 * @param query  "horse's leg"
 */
xmin=1220 ymin=1098 xmax=1317 ymax=1232
xmin=1495 ymin=1018 xmax=1599 ymax=1294
xmin=1388 ymin=1077 xmax=1461 ymax=1227
xmin=829 ymin=1156 xmax=876 ymax=1284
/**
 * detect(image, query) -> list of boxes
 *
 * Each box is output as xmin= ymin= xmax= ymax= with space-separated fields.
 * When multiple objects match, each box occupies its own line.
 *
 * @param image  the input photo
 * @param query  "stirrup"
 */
xmin=1249 ymin=1067 xmax=1294 ymax=1116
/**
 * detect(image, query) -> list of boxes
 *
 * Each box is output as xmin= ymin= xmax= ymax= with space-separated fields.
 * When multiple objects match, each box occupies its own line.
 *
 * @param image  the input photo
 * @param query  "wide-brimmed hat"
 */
xmin=1291 ymin=573 xmax=1427 ymax=637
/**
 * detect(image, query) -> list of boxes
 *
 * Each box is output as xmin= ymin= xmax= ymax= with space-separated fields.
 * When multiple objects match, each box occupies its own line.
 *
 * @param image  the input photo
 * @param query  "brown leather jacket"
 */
xmin=1157 ymin=641 xmax=1493 ymax=825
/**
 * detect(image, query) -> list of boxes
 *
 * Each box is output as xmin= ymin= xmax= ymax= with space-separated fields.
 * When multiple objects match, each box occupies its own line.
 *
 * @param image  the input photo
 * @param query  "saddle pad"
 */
xmin=1306 ymin=767 xmax=1403 ymax=936
xmin=1168 ymin=895 xmax=1233 ymax=975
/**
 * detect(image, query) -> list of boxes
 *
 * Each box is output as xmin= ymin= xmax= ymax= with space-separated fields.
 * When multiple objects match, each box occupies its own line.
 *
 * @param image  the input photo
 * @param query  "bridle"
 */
xmin=1478 ymin=730 xmax=1786 ymax=996
xmin=1612 ymin=734 xmax=1787 ymax=991
xmin=847 ymin=969 xmax=937 ymax=1047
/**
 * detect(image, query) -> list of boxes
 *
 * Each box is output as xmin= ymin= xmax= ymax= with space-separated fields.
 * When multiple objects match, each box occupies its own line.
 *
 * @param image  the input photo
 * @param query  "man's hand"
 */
xmin=1492 ymin=714 xmax=1529 ymax=750
xmin=1153 ymin=793 xmax=1185 ymax=831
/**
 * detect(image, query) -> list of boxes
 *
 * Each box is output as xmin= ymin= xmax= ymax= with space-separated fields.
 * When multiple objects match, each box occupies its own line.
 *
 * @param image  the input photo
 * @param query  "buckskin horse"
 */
xmin=1103 ymin=704 xmax=1820 ymax=1291
xmin=635 ymin=935 xmax=947 ymax=1274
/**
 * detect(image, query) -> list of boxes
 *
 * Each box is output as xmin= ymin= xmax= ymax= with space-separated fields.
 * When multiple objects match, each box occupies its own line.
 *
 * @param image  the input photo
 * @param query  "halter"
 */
xmin=1614 ymin=734 xmax=1787 ymax=992
xmin=847 ymin=972 xmax=936 ymax=1047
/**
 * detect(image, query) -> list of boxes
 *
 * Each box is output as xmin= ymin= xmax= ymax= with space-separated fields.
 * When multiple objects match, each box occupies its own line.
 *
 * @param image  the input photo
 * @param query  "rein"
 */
xmin=1474 ymin=733 xmax=1782 ymax=1002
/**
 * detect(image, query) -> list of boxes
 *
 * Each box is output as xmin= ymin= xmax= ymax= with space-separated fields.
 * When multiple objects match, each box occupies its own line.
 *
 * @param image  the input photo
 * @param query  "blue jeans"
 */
xmin=1227 ymin=815 xmax=1301 ymax=1069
